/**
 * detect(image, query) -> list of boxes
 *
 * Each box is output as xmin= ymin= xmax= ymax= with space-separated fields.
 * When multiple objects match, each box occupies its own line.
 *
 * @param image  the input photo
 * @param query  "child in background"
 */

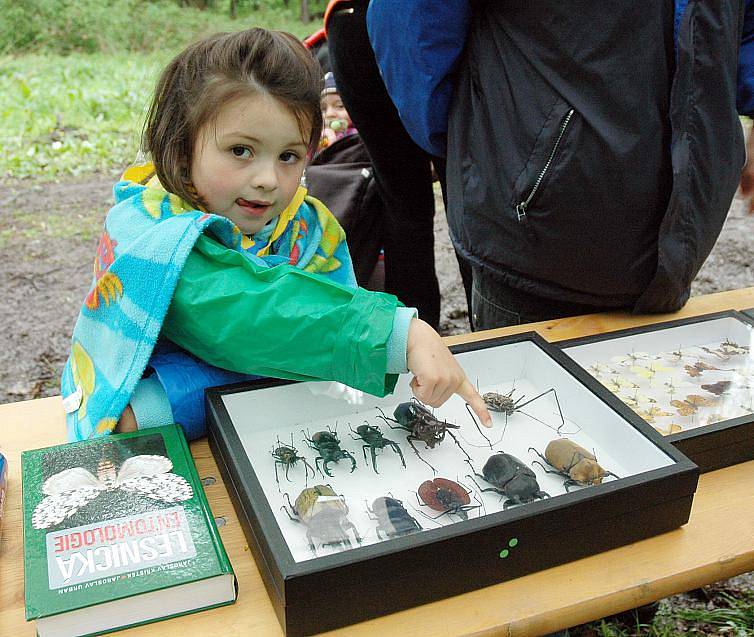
xmin=60 ymin=28 xmax=491 ymax=442
xmin=319 ymin=71 xmax=357 ymax=148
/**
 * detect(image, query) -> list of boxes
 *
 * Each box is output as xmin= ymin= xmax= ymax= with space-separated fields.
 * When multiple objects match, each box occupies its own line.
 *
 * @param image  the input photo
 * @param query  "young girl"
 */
xmin=61 ymin=28 xmax=490 ymax=442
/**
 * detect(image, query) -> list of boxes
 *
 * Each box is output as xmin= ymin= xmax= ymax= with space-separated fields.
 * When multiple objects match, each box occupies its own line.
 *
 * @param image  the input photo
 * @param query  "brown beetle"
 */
xmin=528 ymin=439 xmax=618 ymax=491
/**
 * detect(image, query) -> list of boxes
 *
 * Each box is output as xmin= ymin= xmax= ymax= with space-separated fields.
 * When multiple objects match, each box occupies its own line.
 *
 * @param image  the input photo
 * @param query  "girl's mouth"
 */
xmin=236 ymin=198 xmax=272 ymax=217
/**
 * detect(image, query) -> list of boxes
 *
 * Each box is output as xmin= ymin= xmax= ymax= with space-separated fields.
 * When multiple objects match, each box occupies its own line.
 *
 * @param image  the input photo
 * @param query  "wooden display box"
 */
xmin=560 ymin=311 xmax=754 ymax=472
xmin=206 ymin=332 xmax=697 ymax=636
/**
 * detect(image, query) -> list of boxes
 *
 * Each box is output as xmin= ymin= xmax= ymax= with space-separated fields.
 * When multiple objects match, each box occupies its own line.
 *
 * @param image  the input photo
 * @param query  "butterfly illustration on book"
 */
xmin=32 ymin=452 xmax=193 ymax=529
xmin=670 ymin=394 xmax=718 ymax=417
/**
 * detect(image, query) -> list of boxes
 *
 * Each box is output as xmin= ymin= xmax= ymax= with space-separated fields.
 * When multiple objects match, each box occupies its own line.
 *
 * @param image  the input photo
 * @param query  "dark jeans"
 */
xmin=470 ymin=266 xmax=620 ymax=331
xmin=328 ymin=0 xmax=441 ymax=329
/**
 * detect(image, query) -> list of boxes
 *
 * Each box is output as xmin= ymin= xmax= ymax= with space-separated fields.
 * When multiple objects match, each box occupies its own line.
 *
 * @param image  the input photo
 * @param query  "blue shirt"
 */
xmin=368 ymin=0 xmax=754 ymax=157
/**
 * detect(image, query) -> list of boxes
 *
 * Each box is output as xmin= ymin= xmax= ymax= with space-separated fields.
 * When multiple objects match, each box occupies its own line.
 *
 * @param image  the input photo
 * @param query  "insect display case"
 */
xmin=560 ymin=310 xmax=754 ymax=472
xmin=206 ymin=332 xmax=697 ymax=636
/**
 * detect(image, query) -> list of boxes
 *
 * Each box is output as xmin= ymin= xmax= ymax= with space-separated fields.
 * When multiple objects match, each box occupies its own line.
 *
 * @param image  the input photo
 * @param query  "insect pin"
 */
xmin=271 ymin=434 xmax=315 ymax=486
xmin=367 ymin=495 xmax=422 ymax=539
xmin=416 ymin=477 xmax=481 ymax=521
xmin=283 ymin=484 xmax=361 ymax=554
xmin=302 ymin=427 xmax=357 ymax=477
xmin=529 ymin=439 xmax=618 ymax=492
xmin=32 ymin=445 xmax=193 ymax=530
xmin=466 ymin=452 xmax=549 ymax=509
xmin=349 ymin=423 xmax=405 ymax=474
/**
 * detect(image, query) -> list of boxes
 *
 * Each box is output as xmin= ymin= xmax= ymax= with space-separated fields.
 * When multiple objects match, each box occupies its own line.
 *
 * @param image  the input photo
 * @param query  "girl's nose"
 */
xmin=252 ymin=161 xmax=277 ymax=192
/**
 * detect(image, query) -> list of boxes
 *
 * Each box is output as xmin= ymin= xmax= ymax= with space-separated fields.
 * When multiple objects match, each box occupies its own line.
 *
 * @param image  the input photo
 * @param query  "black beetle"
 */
xmin=302 ymin=428 xmax=357 ymax=477
xmin=367 ymin=496 xmax=422 ymax=539
xmin=377 ymin=399 xmax=465 ymax=473
xmin=350 ymin=424 xmax=405 ymax=474
xmin=467 ymin=452 xmax=549 ymax=509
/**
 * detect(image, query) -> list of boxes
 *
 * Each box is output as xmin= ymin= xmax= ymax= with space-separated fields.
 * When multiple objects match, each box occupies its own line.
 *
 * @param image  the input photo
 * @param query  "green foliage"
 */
xmin=0 ymin=53 xmax=166 ymax=179
xmin=0 ymin=0 xmax=319 ymax=179
xmin=0 ymin=0 xmax=312 ymax=56
xmin=671 ymin=592 xmax=754 ymax=636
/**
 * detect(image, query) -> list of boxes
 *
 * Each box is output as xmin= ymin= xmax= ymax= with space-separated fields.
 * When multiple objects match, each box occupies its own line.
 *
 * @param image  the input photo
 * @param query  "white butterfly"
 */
xmin=32 ymin=454 xmax=193 ymax=530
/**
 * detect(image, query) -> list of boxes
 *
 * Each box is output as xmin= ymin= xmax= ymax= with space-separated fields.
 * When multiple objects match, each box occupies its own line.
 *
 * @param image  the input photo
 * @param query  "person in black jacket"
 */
xmin=325 ymin=0 xmax=443 ymax=330
xmin=367 ymin=0 xmax=754 ymax=330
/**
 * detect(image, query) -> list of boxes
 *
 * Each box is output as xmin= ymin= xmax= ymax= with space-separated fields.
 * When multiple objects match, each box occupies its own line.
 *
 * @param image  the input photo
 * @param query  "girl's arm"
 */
xmin=161 ymin=233 xmax=400 ymax=396
xmin=160 ymin=233 xmax=491 ymax=426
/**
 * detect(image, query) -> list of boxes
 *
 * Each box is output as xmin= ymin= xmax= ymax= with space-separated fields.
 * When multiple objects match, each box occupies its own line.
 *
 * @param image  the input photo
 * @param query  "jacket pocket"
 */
xmin=511 ymin=100 xmax=575 ymax=223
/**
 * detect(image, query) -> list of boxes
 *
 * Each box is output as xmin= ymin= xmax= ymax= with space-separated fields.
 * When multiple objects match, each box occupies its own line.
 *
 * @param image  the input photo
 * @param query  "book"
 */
xmin=22 ymin=424 xmax=237 ymax=637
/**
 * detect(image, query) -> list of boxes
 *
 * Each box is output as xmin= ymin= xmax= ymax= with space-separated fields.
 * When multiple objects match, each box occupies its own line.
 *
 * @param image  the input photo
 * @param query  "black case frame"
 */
xmin=558 ymin=310 xmax=754 ymax=473
xmin=206 ymin=332 xmax=698 ymax=636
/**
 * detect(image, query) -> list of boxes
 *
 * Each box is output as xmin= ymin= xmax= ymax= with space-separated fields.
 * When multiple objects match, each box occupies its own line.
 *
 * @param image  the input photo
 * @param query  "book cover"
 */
xmin=23 ymin=424 xmax=236 ymax=637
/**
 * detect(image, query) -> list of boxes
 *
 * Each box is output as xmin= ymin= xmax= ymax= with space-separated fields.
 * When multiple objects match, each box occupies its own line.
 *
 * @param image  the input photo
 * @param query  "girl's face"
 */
xmin=191 ymin=93 xmax=308 ymax=235
xmin=321 ymin=93 xmax=350 ymax=129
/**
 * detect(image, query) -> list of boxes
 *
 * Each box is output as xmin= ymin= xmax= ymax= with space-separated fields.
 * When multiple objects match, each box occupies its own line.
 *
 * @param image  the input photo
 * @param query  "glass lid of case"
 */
xmin=564 ymin=316 xmax=754 ymax=435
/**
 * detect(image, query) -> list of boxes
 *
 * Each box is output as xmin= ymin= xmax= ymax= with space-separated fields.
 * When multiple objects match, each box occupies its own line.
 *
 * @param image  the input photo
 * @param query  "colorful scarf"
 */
xmin=61 ymin=163 xmax=355 ymax=441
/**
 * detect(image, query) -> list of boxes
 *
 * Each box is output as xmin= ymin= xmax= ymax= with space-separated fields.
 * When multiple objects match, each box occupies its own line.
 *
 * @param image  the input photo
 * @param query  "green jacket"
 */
xmin=162 ymin=233 xmax=401 ymax=397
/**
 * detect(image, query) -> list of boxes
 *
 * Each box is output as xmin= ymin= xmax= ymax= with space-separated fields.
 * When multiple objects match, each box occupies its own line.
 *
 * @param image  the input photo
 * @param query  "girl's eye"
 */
xmin=280 ymin=151 xmax=301 ymax=164
xmin=231 ymin=146 xmax=252 ymax=159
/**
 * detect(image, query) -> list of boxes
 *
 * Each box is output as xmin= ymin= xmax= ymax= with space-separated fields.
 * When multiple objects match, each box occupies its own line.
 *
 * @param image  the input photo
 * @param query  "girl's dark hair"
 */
xmin=142 ymin=28 xmax=323 ymax=209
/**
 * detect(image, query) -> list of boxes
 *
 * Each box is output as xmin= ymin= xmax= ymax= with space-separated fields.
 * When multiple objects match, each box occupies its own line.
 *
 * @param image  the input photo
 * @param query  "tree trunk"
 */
xmin=300 ymin=0 xmax=310 ymax=23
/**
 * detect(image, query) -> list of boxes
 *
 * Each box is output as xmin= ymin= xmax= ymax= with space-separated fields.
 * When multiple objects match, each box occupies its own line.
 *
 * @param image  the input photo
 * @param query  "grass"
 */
xmin=0 ymin=3 xmax=319 ymax=180
xmin=575 ymin=590 xmax=754 ymax=637
xmin=1 ymin=53 xmax=165 ymax=179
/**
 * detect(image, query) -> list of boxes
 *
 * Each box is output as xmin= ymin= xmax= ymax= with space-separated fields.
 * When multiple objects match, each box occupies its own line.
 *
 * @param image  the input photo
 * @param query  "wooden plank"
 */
xmin=1 ymin=287 xmax=753 ymax=637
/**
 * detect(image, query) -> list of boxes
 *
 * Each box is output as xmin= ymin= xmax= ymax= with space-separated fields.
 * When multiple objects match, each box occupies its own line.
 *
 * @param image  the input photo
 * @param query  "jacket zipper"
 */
xmin=515 ymin=108 xmax=575 ymax=223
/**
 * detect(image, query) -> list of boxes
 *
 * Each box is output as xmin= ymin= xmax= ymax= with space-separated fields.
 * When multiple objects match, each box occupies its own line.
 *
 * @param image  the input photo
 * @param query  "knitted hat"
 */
xmin=322 ymin=71 xmax=338 ymax=96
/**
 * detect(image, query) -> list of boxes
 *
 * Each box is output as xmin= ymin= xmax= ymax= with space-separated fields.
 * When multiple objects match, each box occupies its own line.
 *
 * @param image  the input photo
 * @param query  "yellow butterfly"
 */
xmin=635 ymin=406 xmax=673 ymax=424
xmin=670 ymin=394 xmax=718 ymax=417
xmin=630 ymin=362 xmax=672 ymax=380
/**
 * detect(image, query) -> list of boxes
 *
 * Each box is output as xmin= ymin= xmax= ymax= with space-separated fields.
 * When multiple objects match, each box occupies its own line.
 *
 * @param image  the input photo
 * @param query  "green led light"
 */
xmin=509 ymin=538 xmax=518 ymax=547
xmin=499 ymin=549 xmax=509 ymax=559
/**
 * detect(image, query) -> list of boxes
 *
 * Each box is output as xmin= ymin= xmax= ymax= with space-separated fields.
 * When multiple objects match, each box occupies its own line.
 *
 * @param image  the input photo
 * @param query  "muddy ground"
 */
xmin=1 ymin=172 xmax=753 ymax=632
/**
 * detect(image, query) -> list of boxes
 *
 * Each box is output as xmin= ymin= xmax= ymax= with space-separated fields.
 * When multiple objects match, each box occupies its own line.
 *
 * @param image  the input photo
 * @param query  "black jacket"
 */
xmin=445 ymin=1 xmax=745 ymax=312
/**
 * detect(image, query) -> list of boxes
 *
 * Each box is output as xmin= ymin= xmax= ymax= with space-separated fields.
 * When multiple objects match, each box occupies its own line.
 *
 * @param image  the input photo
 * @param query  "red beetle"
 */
xmin=417 ymin=477 xmax=479 ymax=521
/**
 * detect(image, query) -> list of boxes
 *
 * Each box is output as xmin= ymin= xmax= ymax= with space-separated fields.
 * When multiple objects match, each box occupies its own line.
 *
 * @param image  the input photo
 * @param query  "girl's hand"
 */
xmin=406 ymin=318 xmax=492 ymax=427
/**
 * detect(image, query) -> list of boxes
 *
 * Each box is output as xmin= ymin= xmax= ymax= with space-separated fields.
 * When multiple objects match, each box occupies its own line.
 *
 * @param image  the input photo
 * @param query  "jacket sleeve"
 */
xmin=161 ymin=233 xmax=400 ymax=397
xmin=366 ymin=0 xmax=470 ymax=157
xmin=738 ymin=0 xmax=754 ymax=116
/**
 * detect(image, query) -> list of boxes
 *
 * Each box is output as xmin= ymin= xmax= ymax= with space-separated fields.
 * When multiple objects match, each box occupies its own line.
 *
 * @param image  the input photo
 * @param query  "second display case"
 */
xmin=560 ymin=310 xmax=754 ymax=472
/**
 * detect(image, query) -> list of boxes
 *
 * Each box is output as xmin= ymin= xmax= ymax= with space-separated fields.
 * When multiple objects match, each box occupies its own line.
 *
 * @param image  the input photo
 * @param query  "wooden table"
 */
xmin=2 ymin=288 xmax=754 ymax=637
